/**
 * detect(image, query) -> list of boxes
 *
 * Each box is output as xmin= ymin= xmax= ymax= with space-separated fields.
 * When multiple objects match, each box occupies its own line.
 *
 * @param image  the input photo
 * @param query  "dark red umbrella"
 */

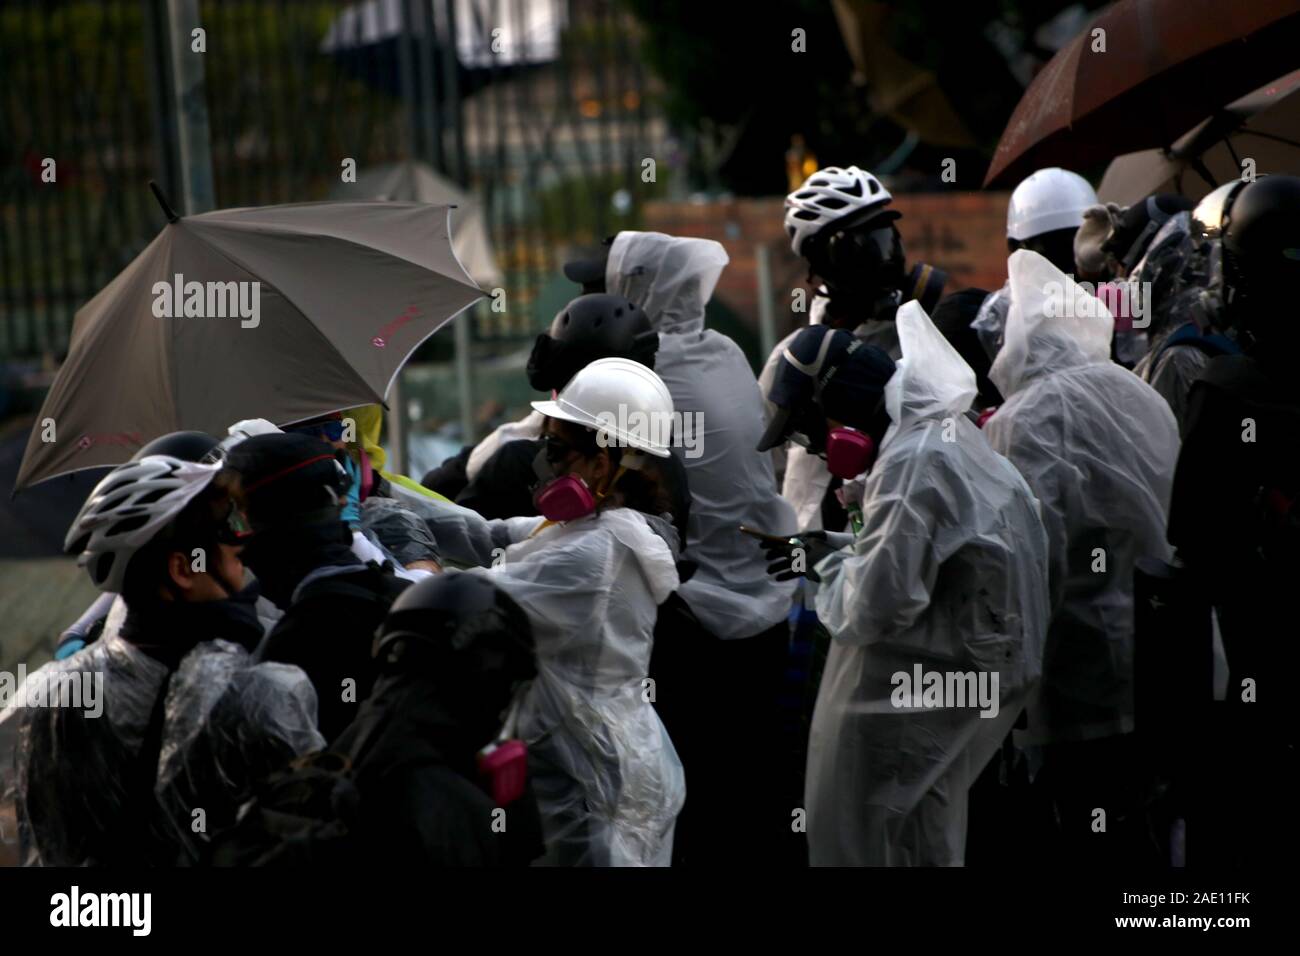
xmin=984 ymin=0 xmax=1300 ymax=187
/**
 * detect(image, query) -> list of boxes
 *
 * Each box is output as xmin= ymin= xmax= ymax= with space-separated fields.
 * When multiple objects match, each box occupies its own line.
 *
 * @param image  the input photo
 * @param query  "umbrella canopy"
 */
xmin=1098 ymin=69 xmax=1300 ymax=205
xmin=332 ymin=160 xmax=503 ymax=289
xmin=16 ymin=200 xmax=482 ymax=491
xmin=984 ymin=0 xmax=1300 ymax=187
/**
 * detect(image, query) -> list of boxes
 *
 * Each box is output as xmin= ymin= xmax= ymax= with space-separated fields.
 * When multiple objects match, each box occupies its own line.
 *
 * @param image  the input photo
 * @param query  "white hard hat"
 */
xmin=214 ymin=418 xmax=284 ymax=459
xmin=65 ymin=455 xmax=223 ymax=593
xmin=785 ymin=165 xmax=893 ymax=256
xmin=1007 ymin=168 xmax=1098 ymax=241
xmin=531 ymin=357 xmax=675 ymax=458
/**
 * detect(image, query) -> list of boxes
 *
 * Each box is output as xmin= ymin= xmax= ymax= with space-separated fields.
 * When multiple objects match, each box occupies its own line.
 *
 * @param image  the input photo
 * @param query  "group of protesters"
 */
xmin=1 ymin=160 xmax=1295 ymax=868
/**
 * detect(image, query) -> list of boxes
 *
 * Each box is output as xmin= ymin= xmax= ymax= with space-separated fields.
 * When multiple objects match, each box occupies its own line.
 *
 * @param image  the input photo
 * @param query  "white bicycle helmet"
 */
xmin=65 ymin=455 xmax=223 ymax=593
xmin=785 ymin=166 xmax=893 ymax=256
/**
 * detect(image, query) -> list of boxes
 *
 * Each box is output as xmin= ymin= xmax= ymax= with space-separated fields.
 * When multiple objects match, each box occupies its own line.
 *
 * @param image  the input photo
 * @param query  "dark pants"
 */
xmin=1036 ymin=733 xmax=1165 ymax=868
xmin=650 ymin=599 xmax=801 ymax=866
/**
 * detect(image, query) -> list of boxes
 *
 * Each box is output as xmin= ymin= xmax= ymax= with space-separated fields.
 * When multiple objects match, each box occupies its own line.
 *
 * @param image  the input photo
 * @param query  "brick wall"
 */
xmin=644 ymin=192 xmax=1012 ymax=339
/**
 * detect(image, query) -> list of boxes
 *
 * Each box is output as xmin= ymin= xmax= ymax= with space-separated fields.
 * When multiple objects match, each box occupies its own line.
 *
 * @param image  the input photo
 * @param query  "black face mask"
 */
xmin=239 ymin=519 xmax=354 ymax=609
xmin=811 ymin=221 xmax=906 ymax=320
xmin=124 ymin=580 xmax=264 ymax=665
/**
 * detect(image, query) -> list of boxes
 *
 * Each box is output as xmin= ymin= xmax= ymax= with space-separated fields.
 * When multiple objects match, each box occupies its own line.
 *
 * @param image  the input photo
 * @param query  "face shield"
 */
xmin=809 ymin=216 xmax=906 ymax=321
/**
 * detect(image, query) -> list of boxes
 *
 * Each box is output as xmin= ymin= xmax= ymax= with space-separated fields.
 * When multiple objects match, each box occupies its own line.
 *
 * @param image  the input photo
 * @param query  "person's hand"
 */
xmin=762 ymin=530 xmax=835 ymax=582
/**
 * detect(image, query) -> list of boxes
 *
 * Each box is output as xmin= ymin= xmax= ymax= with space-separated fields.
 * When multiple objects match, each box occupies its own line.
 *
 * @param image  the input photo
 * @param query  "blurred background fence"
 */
xmin=0 ymin=0 xmax=673 ymax=464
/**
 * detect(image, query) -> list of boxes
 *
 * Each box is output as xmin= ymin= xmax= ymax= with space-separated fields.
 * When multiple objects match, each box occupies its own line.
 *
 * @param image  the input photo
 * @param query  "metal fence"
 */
xmin=0 ymin=0 xmax=666 ymax=359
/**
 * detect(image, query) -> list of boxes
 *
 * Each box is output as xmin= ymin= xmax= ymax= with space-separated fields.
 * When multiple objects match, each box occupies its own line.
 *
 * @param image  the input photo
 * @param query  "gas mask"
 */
xmin=531 ymin=438 xmax=598 ymax=523
xmin=477 ymin=687 xmax=529 ymax=806
xmin=534 ymin=474 xmax=598 ymax=523
xmin=823 ymin=427 xmax=877 ymax=480
xmin=811 ymin=219 xmax=906 ymax=324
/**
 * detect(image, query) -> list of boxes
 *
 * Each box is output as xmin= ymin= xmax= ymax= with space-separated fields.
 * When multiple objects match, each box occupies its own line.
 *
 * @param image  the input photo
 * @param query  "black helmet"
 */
xmin=1221 ymin=175 xmax=1300 ymax=336
xmin=132 ymin=430 xmax=221 ymax=463
xmin=375 ymin=574 xmax=536 ymax=743
xmin=526 ymin=293 xmax=658 ymax=392
xmin=223 ymin=432 xmax=351 ymax=529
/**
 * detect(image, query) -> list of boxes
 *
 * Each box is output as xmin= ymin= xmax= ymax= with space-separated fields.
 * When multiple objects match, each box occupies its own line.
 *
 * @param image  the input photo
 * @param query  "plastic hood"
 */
xmin=988 ymin=249 xmax=1113 ymax=399
xmin=883 ymin=300 xmax=978 ymax=433
xmin=605 ymin=231 xmax=729 ymax=334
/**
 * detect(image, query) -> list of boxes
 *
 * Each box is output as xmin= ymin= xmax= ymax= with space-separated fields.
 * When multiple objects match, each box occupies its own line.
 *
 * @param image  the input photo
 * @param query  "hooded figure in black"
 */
xmin=225 ymin=433 xmax=410 ymax=739
xmin=336 ymin=573 xmax=543 ymax=865
xmin=1165 ymin=175 xmax=1300 ymax=867
xmin=210 ymin=574 xmax=545 ymax=866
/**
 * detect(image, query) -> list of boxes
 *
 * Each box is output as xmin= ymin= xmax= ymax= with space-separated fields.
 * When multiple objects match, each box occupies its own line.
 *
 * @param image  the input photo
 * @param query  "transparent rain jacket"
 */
xmin=805 ymin=301 xmax=1050 ymax=865
xmin=984 ymin=250 xmax=1180 ymax=744
xmin=607 ymin=231 xmax=797 ymax=639
xmin=0 ymin=633 xmax=323 ymax=866
xmin=460 ymin=507 xmax=685 ymax=866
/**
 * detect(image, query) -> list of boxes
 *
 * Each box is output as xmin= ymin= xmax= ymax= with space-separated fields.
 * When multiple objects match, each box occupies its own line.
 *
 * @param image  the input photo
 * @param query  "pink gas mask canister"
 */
xmin=533 ymin=474 xmax=598 ymax=522
xmin=824 ymin=426 xmax=876 ymax=480
xmin=477 ymin=692 xmax=528 ymax=806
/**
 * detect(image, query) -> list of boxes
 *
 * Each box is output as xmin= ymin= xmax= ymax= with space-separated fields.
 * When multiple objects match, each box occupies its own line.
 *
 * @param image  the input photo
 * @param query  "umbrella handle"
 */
xmin=149 ymin=180 xmax=180 ymax=223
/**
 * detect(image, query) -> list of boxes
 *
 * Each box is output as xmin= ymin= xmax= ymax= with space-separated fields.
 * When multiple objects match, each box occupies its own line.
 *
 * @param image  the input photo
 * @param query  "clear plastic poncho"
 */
xmin=459 ymin=507 xmax=685 ymax=866
xmin=0 ymin=633 xmax=323 ymax=866
xmin=984 ymin=250 xmax=1180 ymax=744
xmin=607 ymin=231 xmax=798 ymax=639
xmin=1128 ymin=212 xmax=1216 ymax=433
xmin=804 ymin=301 xmax=1050 ymax=866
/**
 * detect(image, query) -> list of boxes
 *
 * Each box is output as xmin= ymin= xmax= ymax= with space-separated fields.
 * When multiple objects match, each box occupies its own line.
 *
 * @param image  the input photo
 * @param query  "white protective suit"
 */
xmin=0 ymin=634 xmax=323 ymax=866
xmin=804 ymin=301 xmax=1050 ymax=866
xmin=606 ymin=231 xmax=797 ymax=639
xmin=983 ymin=250 xmax=1180 ymax=744
xmin=458 ymin=507 xmax=685 ymax=866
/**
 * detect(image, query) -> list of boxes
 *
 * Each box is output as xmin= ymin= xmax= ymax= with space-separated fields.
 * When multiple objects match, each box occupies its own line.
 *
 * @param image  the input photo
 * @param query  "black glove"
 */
xmin=762 ymin=530 xmax=835 ymax=582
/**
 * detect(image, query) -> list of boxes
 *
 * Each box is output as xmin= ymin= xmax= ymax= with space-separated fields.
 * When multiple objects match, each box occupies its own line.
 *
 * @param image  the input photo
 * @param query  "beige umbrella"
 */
xmin=16 ymin=191 xmax=482 ymax=491
xmin=332 ymin=160 xmax=503 ymax=290
xmin=1098 ymin=69 xmax=1300 ymax=205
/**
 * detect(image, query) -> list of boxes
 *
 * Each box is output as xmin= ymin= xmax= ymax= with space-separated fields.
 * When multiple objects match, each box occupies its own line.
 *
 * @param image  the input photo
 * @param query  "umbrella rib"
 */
xmin=1236 ymin=129 xmax=1300 ymax=149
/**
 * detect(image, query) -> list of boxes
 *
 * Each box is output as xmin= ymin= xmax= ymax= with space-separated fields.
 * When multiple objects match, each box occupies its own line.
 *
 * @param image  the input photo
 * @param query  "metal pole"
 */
xmin=385 ymin=0 xmax=423 ymax=474
xmin=163 ymin=0 xmax=214 ymax=214
xmin=447 ymin=0 xmax=475 ymax=446
xmin=756 ymin=242 xmax=777 ymax=364
xmin=455 ymin=303 xmax=476 ymax=446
